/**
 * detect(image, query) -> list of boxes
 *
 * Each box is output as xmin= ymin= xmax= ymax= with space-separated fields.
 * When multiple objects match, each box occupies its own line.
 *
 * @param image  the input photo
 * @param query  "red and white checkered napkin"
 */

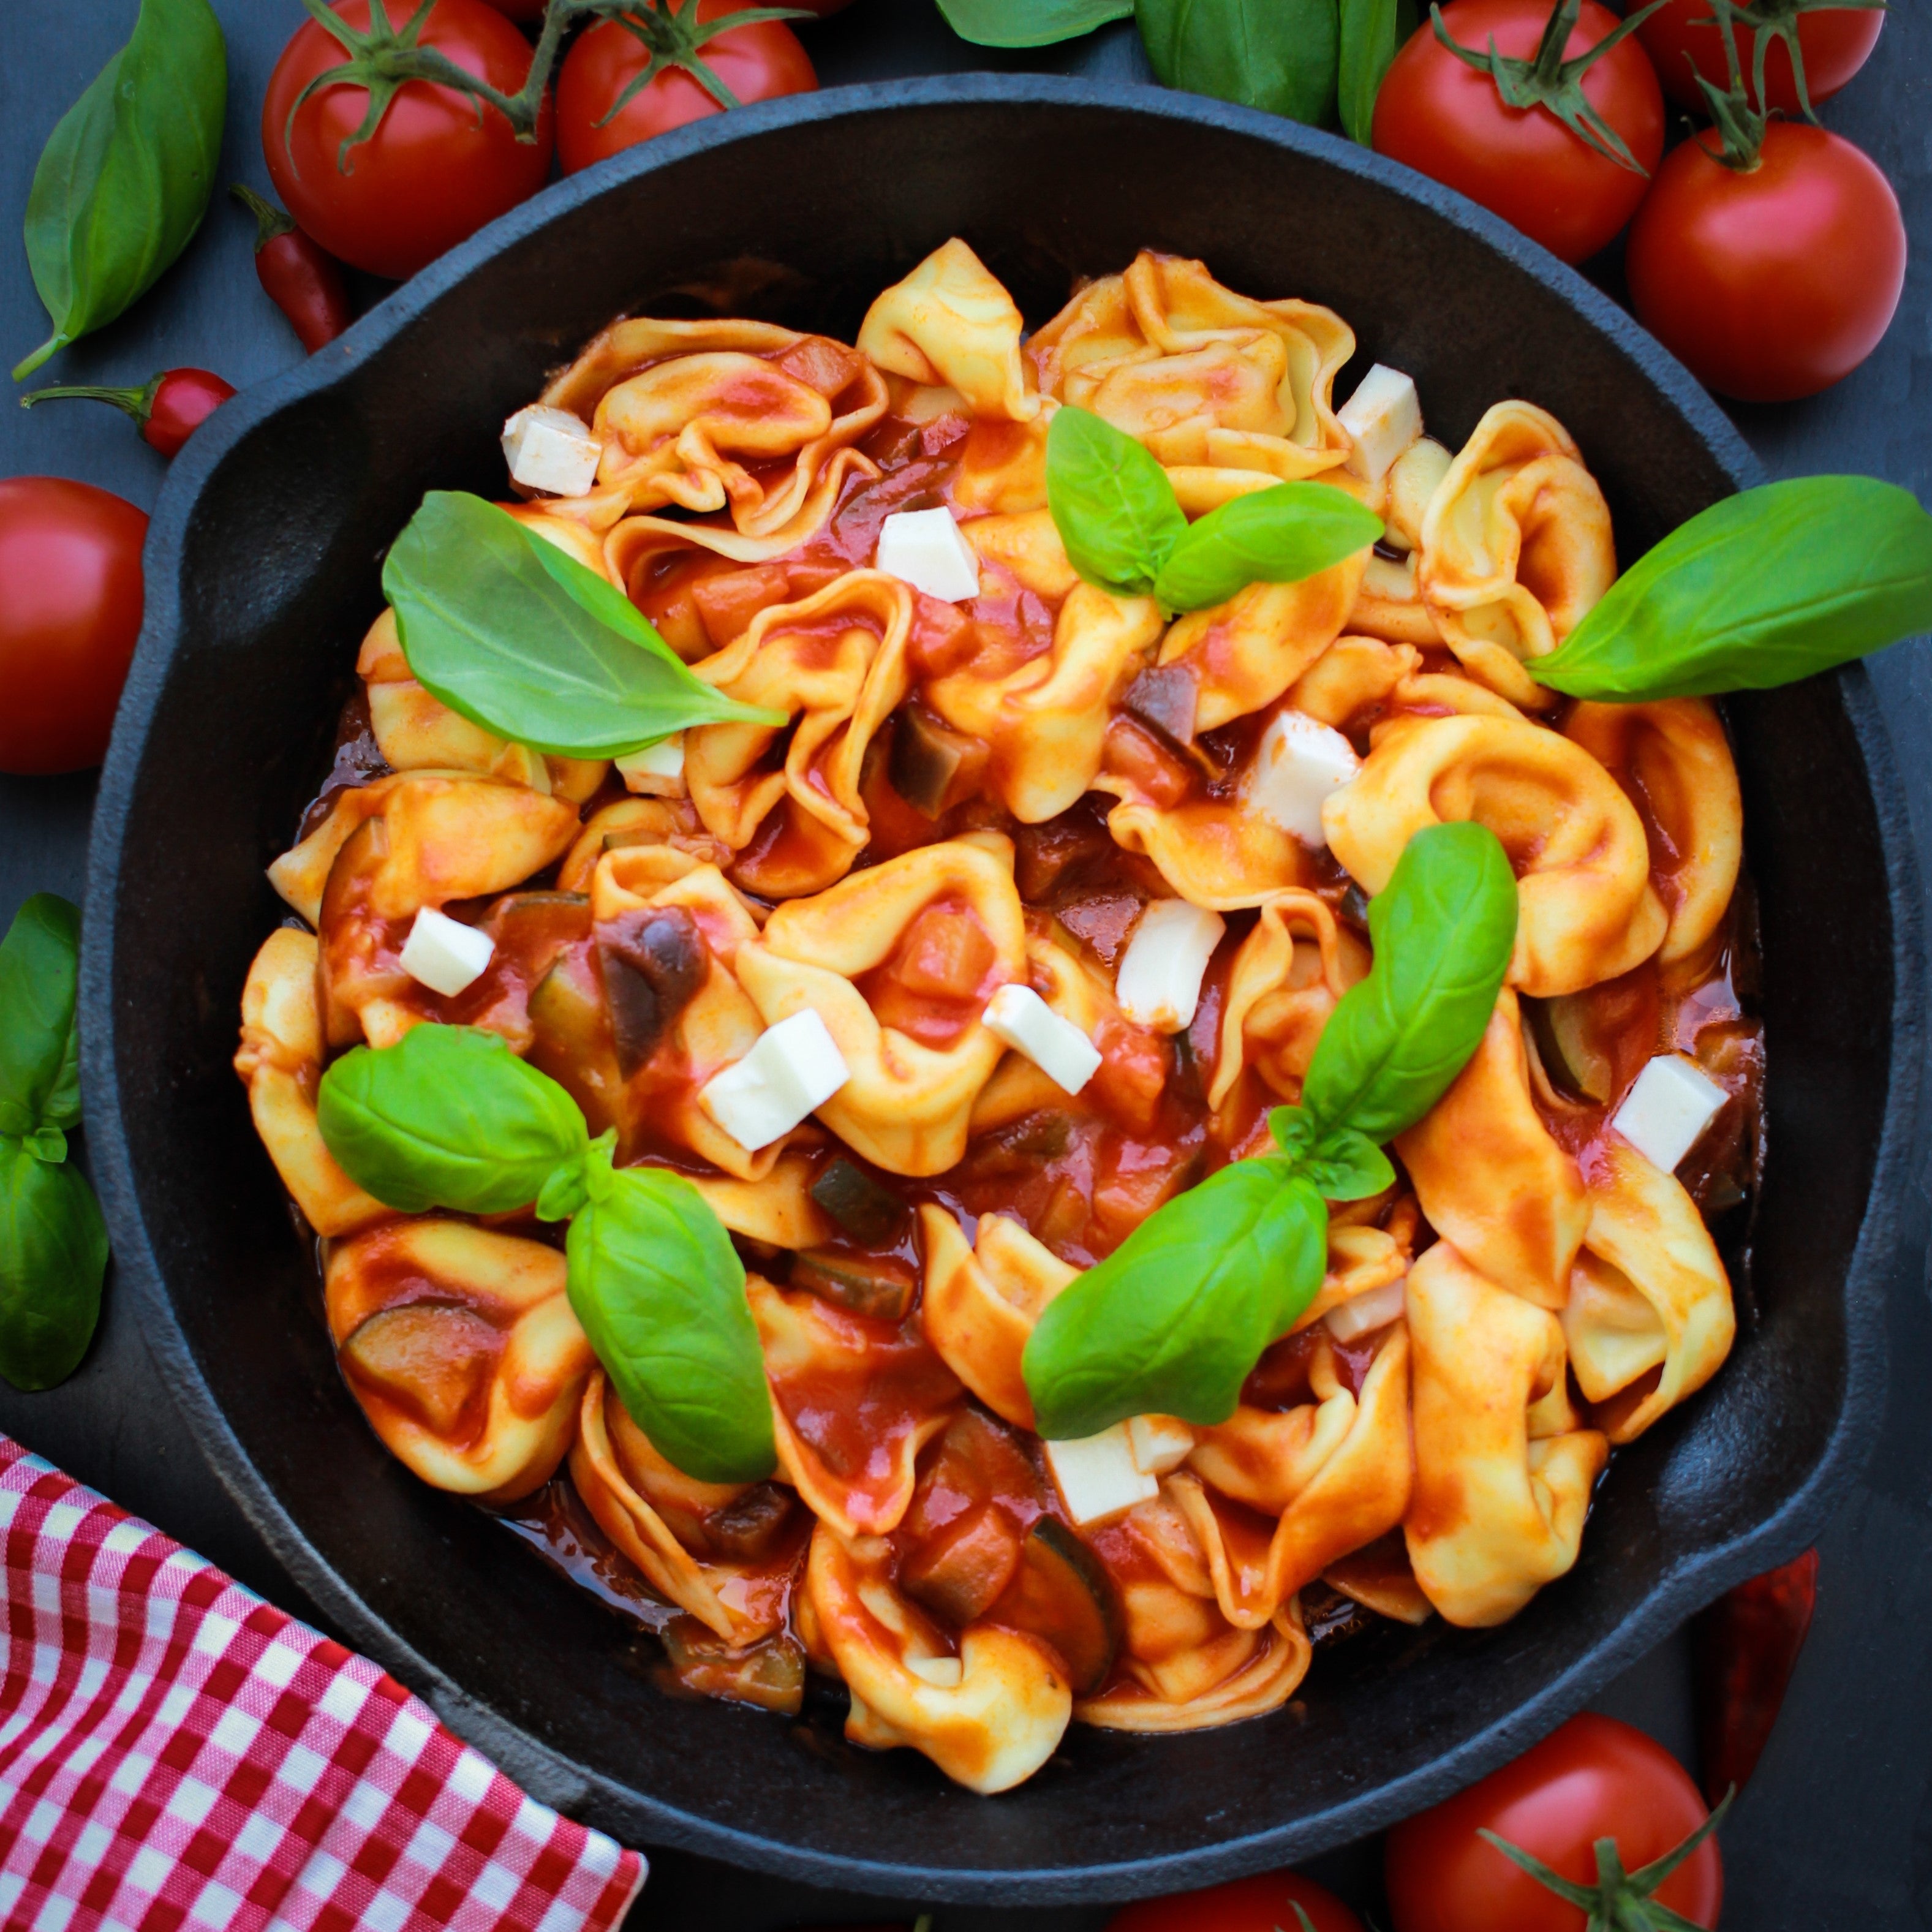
xmin=0 ymin=1436 xmax=646 ymax=1932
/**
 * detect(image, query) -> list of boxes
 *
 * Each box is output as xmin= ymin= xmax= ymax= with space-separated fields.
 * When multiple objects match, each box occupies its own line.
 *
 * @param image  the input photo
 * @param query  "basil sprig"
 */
xmin=0 ymin=897 xmax=108 ymax=1392
xmin=15 ymin=0 xmax=227 ymax=381
xmin=937 ymin=0 xmax=1134 ymax=45
xmin=317 ymin=1025 xmax=775 ymax=1482
xmin=382 ymin=492 xmax=785 ymax=761
xmin=1045 ymin=407 xmax=1383 ymax=619
xmin=1532 ymin=477 xmax=1932 ymax=701
xmin=1022 ymin=823 xmax=1516 ymax=1439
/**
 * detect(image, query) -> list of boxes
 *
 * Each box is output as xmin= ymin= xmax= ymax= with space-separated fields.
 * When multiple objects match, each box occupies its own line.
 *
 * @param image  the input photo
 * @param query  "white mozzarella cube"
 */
xmin=616 ymin=733 xmax=685 ymax=793
xmin=981 ymin=983 xmax=1102 ymax=1095
xmin=699 ymin=1009 xmax=851 ymax=1152
xmin=1338 ymin=364 xmax=1423 ymax=485
xmin=1126 ymin=1414 xmax=1196 ymax=1477
xmin=1115 ymin=899 xmax=1226 ymax=1033
xmin=1325 ymin=1278 xmax=1409 ymax=1343
xmin=874 ymin=507 xmax=983 ymax=603
xmin=501 ymin=405 xmax=603 ymax=498
xmin=1044 ymin=1425 xmax=1160 ymax=1527
xmin=1244 ymin=708 xmax=1361 ymax=847
xmin=398 ymin=908 xmax=495 ymax=998
xmin=1611 ymin=1054 xmax=1730 ymax=1173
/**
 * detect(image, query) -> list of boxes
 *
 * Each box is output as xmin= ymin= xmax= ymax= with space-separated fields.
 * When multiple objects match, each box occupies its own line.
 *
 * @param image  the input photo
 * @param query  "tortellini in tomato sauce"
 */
xmin=1403 ymin=1240 xmax=1609 ymax=1628
xmin=857 ymin=237 xmax=1040 ymax=423
xmin=325 ymin=1219 xmax=595 ymax=1504
xmin=1098 ymin=782 xmax=1308 ymax=910
xmin=1326 ymin=713 xmax=1668 ymax=996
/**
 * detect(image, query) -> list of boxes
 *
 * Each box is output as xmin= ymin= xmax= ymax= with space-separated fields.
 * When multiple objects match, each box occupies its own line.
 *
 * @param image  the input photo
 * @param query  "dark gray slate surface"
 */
xmin=1 ymin=2 xmax=1926 ymax=1924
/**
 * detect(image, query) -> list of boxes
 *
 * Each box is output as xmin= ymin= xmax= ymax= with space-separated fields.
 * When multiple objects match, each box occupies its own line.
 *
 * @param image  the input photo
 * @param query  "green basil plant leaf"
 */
xmin=1024 ymin=1158 xmax=1329 ymax=1438
xmin=1281 ymin=1118 xmax=1398 ymax=1202
xmin=937 ymin=0 xmax=1135 ymax=45
xmin=1300 ymin=821 xmax=1518 ymax=1143
xmin=1046 ymin=405 xmax=1188 ymax=600
xmin=15 ymin=0 xmax=227 ymax=380
xmin=317 ymin=1024 xmax=589 ymax=1215
xmin=383 ymin=492 xmax=786 ymax=760
xmin=1152 ymin=481 xmax=1384 ymax=616
xmin=1136 ymin=0 xmax=1341 ymax=126
xmin=0 ymin=1138 xmax=108 ymax=1392
xmin=0 ymin=894 xmax=83 ymax=1141
xmin=1531 ymin=477 xmax=1932 ymax=702
xmin=1339 ymin=0 xmax=1416 ymax=143
xmin=567 ymin=1149 xmax=775 ymax=1483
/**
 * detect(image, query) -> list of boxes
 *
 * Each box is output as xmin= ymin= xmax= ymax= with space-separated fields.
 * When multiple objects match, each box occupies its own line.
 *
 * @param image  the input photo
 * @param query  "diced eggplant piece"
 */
xmin=1525 ymin=993 xmax=1614 ymax=1103
xmin=995 ymin=1515 xmax=1122 ymax=1696
xmin=791 ymin=1248 xmax=917 ymax=1323
xmin=660 ymin=1618 xmax=806 ymax=1715
xmin=595 ymin=905 xmax=708 ymax=1076
xmin=340 ymin=1304 xmax=497 ymax=1436
xmin=888 ymin=704 xmax=988 ymax=819
xmin=809 ymin=1156 xmax=910 ymax=1245
xmin=901 ymin=1501 xmax=1024 ymax=1628
xmin=1122 ymin=663 xmax=1198 ymax=748
xmin=704 ymin=1482 xmax=796 ymax=1561
xmin=967 ymin=1110 xmax=1074 ymax=1179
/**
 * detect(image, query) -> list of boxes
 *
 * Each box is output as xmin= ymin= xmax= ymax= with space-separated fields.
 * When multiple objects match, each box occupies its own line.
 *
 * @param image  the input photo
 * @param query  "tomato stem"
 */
xmin=1430 ymin=0 xmax=1670 ymax=173
xmin=573 ymin=1 xmax=818 ymax=125
xmin=1700 ymin=0 xmax=1887 ymax=123
xmin=1688 ymin=2 xmax=1770 ymax=170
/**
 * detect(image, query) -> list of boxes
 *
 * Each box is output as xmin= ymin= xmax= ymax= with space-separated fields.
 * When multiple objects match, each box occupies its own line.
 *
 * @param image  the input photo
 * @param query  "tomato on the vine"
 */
xmin=263 ymin=0 xmax=553 ymax=281
xmin=1373 ymin=0 xmax=1664 ymax=265
xmin=1106 ymin=1870 xmax=1365 ymax=1932
xmin=1385 ymin=1714 xmax=1723 ymax=1932
xmin=0 ymin=479 xmax=148 ymax=777
xmin=1625 ymin=83 xmax=1904 ymax=402
xmin=1637 ymin=0 xmax=1883 ymax=115
xmin=557 ymin=0 xmax=817 ymax=175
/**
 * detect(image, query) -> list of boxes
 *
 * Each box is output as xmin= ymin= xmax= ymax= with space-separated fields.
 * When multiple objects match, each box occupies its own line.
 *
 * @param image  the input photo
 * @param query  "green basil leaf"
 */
xmin=1023 ymin=1158 xmax=1327 ymax=1437
xmin=567 ymin=1154 xmax=775 ymax=1483
xmin=1136 ymin=0 xmax=1341 ymax=126
xmin=1152 ymin=481 xmax=1384 ymax=614
xmin=383 ymin=492 xmax=787 ymax=760
xmin=938 ymin=0 xmax=1135 ymax=45
xmin=0 ymin=1136 xmax=107 ymax=1392
xmin=15 ymin=0 xmax=227 ymax=380
xmin=1531 ymin=477 xmax=1932 ymax=701
xmin=1302 ymin=821 xmax=1517 ymax=1142
xmin=317 ymin=1025 xmax=589 ymax=1215
xmin=0 ymin=894 xmax=83 ymax=1141
xmin=1338 ymin=0 xmax=1410 ymax=143
xmin=1277 ymin=1115 xmax=1397 ymax=1201
xmin=1046 ymin=406 xmax=1188 ymax=600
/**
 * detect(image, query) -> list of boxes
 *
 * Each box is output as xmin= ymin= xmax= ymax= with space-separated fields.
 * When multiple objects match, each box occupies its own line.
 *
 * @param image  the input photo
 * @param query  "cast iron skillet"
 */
xmin=81 ymin=75 xmax=1923 ymax=1904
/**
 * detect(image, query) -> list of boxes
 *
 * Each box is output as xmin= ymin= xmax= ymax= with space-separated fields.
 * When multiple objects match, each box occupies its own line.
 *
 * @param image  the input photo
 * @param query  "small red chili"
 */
xmin=1691 ymin=1545 xmax=1819 ymax=1805
xmin=230 ymin=182 xmax=352 ymax=354
xmin=19 ymin=368 xmax=236 ymax=458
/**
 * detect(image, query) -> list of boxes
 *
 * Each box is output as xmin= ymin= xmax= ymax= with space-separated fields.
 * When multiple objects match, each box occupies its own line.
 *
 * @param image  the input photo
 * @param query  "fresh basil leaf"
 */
xmin=1152 ymin=481 xmax=1384 ymax=614
xmin=0 ymin=1137 xmax=107 ymax=1392
xmin=567 ymin=1152 xmax=775 ymax=1483
xmin=383 ymin=492 xmax=786 ymax=760
xmin=937 ymin=0 xmax=1136 ymax=45
xmin=1046 ymin=406 xmax=1188 ymax=600
xmin=536 ymin=1128 xmax=617 ymax=1223
xmin=0 ymin=894 xmax=83 ymax=1140
xmin=1338 ymin=0 xmax=1412 ymax=142
xmin=1136 ymin=0 xmax=1342 ymax=126
xmin=1023 ymin=1158 xmax=1328 ymax=1438
xmin=15 ymin=0 xmax=226 ymax=380
xmin=317 ymin=1025 xmax=588 ymax=1215
xmin=1531 ymin=477 xmax=1932 ymax=701
xmin=1302 ymin=821 xmax=1518 ymax=1142
xmin=1276 ymin=1115 xmax=1397 ymax=1201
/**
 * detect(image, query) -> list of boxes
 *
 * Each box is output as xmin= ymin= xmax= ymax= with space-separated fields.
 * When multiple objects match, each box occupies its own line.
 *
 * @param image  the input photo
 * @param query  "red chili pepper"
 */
xmin=1691 ymin=1545 xmax=1819 ymax=1806
xmin=230 ymin=183 xmax=351 ymax=354
xmin=18 ymin=368 xmax=236 ymax=458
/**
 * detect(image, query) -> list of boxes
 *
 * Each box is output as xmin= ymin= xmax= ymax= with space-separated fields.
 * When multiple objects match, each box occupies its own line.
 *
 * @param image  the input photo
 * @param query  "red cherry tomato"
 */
xmin=1626 ymin=120 xmax=1906 ymax=402
xmin=0 ymin=479 xmax=148 ymax=776
xmin=1373 ymin=0 xmax=1664 ymax=264
xmin=556 ymin=0 xmax=817 ymax=176
xmin=1105 ymin=1870 xmax=1365 ymax=1932
xmin=263 ymin=0 xmax=553 ymax=281
xmin=1637 ymin=0 xmax=1884 ymax=114
xmin=1385 ymin=1714 xmax=1722 ymax=1932
xmin=475 ymin=0 xmax=546 ymax=18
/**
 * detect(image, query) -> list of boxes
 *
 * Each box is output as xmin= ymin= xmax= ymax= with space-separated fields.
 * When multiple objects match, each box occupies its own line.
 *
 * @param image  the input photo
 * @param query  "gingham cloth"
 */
xmin=0 ymin=1437 xmax=645 ymax=1932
